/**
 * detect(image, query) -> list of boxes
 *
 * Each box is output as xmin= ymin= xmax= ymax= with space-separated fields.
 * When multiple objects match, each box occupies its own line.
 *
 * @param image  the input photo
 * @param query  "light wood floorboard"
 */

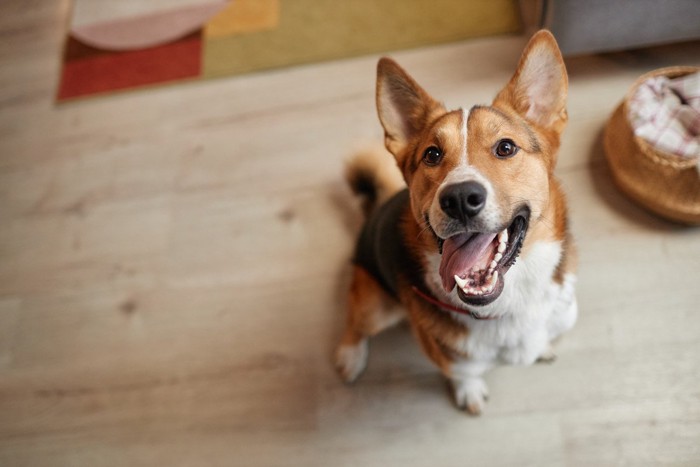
xmin=1 ymin=2 xmax=699 ymax=466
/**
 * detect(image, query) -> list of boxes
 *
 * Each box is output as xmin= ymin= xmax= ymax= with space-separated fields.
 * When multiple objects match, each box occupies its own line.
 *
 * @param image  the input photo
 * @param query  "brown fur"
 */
xmin=339 ymin=266 xmax=404 ymax=344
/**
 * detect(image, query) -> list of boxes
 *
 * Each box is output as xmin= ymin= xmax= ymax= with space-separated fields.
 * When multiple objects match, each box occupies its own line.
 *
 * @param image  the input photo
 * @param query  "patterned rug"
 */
xmin=57 ymin=0 xmax=521 ymax=101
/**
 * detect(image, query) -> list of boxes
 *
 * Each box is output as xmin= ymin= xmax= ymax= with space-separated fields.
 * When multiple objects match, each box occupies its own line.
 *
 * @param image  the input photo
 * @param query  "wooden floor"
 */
xmin=2 ymin=3 xmax=700 ymax=466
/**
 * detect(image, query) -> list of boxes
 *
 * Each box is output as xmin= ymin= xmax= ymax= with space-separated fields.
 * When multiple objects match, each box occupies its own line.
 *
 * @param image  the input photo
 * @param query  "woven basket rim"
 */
xmin=604 ymin=103 xmax=700 ymax=224
xmin=604 ymin=65 xmax=700 ymax=224
xmin=621 ymin=65 xmax=700 ymax=170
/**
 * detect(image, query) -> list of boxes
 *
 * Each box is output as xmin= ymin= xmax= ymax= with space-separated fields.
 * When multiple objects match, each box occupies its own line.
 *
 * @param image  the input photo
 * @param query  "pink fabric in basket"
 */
xmin=628 ymin=71 xmax=700 ymax=164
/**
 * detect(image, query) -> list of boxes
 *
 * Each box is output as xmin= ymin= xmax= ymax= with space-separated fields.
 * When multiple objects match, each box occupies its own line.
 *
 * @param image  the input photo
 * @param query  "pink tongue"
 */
xmin=439 ymin=232 xmax=497 ymax=292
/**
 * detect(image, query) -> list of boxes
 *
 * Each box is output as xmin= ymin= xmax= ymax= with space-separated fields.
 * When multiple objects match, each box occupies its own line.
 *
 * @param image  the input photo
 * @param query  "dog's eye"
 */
xmin=422 ymin=146 xmax=443 ymax=166
xmin=494 ymin=139 xmax=518 ymax=159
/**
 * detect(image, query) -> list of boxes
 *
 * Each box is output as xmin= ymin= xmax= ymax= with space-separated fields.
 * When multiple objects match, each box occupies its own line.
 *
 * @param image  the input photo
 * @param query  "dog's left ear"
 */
xmin=494 ymin=30 xmax=568 ymax=132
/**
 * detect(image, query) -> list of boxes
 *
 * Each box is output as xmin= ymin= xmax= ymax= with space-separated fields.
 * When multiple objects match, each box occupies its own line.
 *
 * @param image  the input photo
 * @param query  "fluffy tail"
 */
xmin=345 ymin=147 xmax=405 ymax=217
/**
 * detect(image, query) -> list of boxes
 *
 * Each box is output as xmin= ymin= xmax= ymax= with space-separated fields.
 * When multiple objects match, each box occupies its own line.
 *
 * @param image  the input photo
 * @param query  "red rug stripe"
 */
xmin=57 ymin=31 xmax=202 ymax=101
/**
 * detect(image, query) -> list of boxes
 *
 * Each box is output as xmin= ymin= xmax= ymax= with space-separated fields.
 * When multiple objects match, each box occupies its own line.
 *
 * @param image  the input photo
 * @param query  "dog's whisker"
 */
xmin=417 ymin=220 xmax=433 ymax=239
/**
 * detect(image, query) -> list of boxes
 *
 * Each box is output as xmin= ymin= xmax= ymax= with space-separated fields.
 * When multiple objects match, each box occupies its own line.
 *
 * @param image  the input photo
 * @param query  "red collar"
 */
xmin=411 ymin=286 xmax=498 ymax=320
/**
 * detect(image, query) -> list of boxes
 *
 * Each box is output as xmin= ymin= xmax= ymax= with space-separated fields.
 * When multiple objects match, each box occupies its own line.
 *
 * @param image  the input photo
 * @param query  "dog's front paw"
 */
xmin=536 ymin=345 xmax=557 ymax=364
xmin=335 ymin=340 xmax=368 ymax=383
xmin=452 ymin=377 xmax=489 ymax=415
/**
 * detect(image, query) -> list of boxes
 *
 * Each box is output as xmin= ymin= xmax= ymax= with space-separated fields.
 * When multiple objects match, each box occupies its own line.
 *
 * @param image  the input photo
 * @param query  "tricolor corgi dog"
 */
xmin=335 ymin=31 xmax=578 ymax=414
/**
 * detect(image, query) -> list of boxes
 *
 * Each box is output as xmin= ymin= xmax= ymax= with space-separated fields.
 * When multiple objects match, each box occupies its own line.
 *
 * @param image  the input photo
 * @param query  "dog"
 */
xmin=334 ymin=30 xmax=578 ymax=414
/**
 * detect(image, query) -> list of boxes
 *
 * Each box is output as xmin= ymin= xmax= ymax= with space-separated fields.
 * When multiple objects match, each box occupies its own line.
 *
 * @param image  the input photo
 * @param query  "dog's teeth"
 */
xmin=497 ymin=242 xmax=506 ymax=253
xmin=481 ymin=271 xmax=498 ymax=293
xmin=494 ymin=252 xmax=503 ymax=262
xmin=457 ymin=269 xmax=501 ymax=296
xmin=498 ymin=229 xmax=509 ymax=243
xmin=454 ymin=275 xmax=468 ymax=289
xmin=489 ymin=260 xmax=498 ymax=270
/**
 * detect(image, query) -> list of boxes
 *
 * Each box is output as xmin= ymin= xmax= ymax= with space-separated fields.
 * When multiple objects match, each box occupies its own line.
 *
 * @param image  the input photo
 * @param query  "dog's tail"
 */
xmin=345 ymin=147 xmax=405 ymax=217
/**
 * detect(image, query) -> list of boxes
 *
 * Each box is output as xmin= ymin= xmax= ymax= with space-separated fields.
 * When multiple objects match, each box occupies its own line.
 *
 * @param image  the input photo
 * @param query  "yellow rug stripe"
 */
xmin=203 ymin=0 xmax=521 ymax=78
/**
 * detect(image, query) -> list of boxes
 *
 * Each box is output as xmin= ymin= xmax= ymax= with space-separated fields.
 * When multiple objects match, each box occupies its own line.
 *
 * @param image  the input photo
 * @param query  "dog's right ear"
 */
xmin=376 ymin=58 xmax=443 ymax=160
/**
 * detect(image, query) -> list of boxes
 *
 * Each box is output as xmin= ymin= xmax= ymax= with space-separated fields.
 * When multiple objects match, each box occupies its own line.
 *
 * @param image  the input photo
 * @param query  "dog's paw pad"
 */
xmin=335 ymin=341 xmax=368 ymax=383
xmin=452 ymin=378 xmax=489 ymax=415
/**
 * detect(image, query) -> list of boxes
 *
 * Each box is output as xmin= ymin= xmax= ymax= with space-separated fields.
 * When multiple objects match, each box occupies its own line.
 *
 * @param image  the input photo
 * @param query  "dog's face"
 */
xmin=376 ymin=31 xmax=568 ymax=306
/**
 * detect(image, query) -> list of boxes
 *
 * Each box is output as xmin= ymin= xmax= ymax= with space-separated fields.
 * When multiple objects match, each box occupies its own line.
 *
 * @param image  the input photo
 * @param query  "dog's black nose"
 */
xmin=439 ymin=181 xmax=487 ymax=223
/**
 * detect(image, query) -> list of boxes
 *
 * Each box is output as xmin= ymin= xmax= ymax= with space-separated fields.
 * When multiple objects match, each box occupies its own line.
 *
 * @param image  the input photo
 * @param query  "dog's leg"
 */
xmin=409 ymin=315 xmax=494 ymax=415
xmin=448 ymin=360 xmax=494 ymax=415
xmin=540 ymin=273 xmax=578 ymax=364
xmin=335 ymin=266 xmax=404 ymax=383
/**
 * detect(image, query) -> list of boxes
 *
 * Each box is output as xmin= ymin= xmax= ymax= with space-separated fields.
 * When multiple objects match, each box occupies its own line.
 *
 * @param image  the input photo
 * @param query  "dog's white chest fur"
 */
xmin=424 ymin=241 xmax=577 ymax=366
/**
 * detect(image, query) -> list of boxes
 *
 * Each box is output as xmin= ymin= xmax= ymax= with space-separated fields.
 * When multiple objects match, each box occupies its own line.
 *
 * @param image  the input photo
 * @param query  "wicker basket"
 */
xmin=603 ymin=66 xmax=700 ymax=225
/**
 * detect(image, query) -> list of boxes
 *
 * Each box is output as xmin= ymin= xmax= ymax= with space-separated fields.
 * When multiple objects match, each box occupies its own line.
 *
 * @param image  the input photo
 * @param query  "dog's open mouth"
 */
xmin=439 ymin=209 xmax=529 ymax=306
